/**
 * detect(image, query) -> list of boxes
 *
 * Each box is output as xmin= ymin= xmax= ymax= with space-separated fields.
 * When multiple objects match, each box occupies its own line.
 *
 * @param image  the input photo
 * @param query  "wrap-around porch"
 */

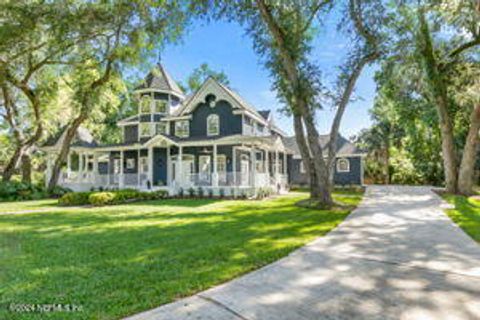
xmin=52 ymin=135 xmax=290 ymax=194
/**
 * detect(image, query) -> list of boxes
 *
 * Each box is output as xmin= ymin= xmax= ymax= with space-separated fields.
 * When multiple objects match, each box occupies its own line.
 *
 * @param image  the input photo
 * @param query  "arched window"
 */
xmin=207 ymin=114 xmax=219 ymax=136
xmin=336 ymin=158 xmax=350 ymax=173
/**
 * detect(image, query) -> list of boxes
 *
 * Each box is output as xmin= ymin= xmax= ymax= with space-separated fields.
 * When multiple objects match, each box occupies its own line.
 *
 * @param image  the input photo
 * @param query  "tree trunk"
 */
xmin=458 ymin=104 xmax=480 ymax=195
xmin=384 ymin=140 xmax=390 ymax=185
xmin=293 ymin=114 xmax=321 ymax=199
xmin=417 ymin=9 xmax=458 ymax=193
xmin=2 ymin=145 xmax=24 ymax=182
xmin=47 ymin=114 xmax=86 ymax=191
xmin=21 ymin=152 xmax=32 ymax=183
xmin=437 ymin=106 xmax=459 ymax=193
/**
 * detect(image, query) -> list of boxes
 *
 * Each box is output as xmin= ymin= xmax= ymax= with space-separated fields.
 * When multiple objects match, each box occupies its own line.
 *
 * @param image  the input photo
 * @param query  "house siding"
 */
xmin=289 ymin=156 xmax=363 ymax=186
xmin=187 ymin=100 xmax=242 ymax=138
xmin=124 ymin=125 xmax=138 ymax=143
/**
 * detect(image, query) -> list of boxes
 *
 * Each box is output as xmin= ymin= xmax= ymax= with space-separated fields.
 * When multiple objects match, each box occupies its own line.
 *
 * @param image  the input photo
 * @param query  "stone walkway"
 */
xmin=126 ymin=186 xmax=480 ymax=320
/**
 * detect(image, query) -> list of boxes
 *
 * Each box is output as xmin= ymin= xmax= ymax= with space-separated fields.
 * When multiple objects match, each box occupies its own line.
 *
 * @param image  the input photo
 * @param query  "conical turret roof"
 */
xmin=135 ymin=63 xmax=184 ymax=99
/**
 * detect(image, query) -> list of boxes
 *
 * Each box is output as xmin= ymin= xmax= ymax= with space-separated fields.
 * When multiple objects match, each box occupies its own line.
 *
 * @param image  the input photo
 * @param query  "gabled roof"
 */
xmin=283 ymin=134 xmax=365 ymax=156
xmin=258 ymin=110 xmax=271 ymax=121
xmin=43 ymin=126 xmax=97 ymax=149
xmin=176 ymin=77 xmax=269 ymax=125
xmin=135 ymin=63 xmax=184 ymax=98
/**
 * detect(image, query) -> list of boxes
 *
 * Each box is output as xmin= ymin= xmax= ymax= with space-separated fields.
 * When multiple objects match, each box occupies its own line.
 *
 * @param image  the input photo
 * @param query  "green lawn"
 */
xmin=442 ymin=194 xmax=480 ymax=243
xmin=0 ymin=192 xmax=362 ymax=320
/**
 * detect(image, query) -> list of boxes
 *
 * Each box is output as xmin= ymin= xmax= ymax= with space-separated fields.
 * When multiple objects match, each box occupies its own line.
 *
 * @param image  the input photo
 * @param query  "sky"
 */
xmin=144 ymin=17 xmax=377 ymax=139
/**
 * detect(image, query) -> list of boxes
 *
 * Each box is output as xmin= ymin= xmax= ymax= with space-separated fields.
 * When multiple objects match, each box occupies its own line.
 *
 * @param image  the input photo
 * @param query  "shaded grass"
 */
xmin=442 ymin=194 xmax=480 ymax=243
xmin=0 ymin=192 xmax=362 ymax=319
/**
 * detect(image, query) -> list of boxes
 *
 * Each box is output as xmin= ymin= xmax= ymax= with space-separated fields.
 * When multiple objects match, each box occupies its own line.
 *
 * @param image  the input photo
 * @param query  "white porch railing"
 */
xmin=59 ymin=171 xmax=149 ymax=189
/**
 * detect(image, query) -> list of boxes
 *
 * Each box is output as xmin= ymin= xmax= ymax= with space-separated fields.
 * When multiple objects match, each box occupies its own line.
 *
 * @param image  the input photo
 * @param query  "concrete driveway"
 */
xmin=126 ymin=186 xmax=480 ymax=320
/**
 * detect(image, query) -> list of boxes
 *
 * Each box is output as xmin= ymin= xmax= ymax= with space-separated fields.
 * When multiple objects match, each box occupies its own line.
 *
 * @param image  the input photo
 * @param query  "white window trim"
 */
xmin=216 ymin=154 xmax=227 ymax=173
xmin=139 ymin=122 xmax=153 ymax=138
xmin=336 ymin=158 xmax=350 ymax=173
xmin=139 ymin=95 xmax=152 ymax=114
xmin=155 ymin=99 xmax=168 ymax=114
xmin=175 ymin=120 xmax=189 ymax=138
xmin=139 ymin=157 xmax=148 ymax=173
xmin=207 ymin=114 xmax=220 ymax=136
xmin=126 ymin=158 xmax=135 ymax=170
xmin=155 ymin=122 xmax=168 ymax=135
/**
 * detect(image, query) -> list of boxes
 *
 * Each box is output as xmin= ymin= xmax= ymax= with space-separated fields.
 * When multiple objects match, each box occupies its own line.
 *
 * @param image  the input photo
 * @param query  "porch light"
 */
xmin=200 ymin=147 xmax=212 ymax=154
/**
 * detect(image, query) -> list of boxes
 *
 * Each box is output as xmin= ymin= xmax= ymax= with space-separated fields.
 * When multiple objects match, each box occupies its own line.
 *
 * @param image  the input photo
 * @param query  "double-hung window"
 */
xmin=140 ymin=123 xmax=152 ymax=137
xmin=155 ymin=100 xmax=167 ymax=113
xmin=156 ymin=122 xmax=168 ymax=135
xmin=207 ymin=114 xmax=219 ymax=136
xmin=140 ymin=95 xmax=152 ymax=114
xmin=175 ymin=120 xmax=189 ymax=137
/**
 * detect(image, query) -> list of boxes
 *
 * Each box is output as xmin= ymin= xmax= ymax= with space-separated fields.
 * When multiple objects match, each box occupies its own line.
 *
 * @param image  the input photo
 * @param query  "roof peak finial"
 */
xmin=157 ymin=49 xmax=162 ymax=65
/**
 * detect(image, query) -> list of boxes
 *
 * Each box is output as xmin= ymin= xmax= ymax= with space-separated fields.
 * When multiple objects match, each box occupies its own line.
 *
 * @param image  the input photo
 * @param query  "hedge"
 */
xmin=59 ymin=189 xmax=169 ymax=207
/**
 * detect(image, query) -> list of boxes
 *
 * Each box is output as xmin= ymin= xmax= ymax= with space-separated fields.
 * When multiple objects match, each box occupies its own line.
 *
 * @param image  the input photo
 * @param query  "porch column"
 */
xmin=212 ymin=144 xmax=218 ymax=187
xmin=137 ymin=149 xmax=141 ymax=188
xmin=148 ymin=146 xmax=154 ymax=188
xmin=166 ymin=146 xmax=171 ymax=185
xmin=119 ymin=150 xmax=124 ymax=188
xmin=78 ymin=152 xmax=84 ymax=181
xmin=283 ymin=152 xmax=287 ymax=175
xmin=93 ymin=153 xmax=99 ymax=185
xmin=250 ymin=148 xmax=256 ymax=188
xmin=265 ymin=150 xmax=269 ymax=178
xmin=176 ymin=146 xmax=182 ymax=187
xmin=275 ymin=149 xmax=279 ymax=181
xmin=67 ymin=151 xmax=72 ymax=177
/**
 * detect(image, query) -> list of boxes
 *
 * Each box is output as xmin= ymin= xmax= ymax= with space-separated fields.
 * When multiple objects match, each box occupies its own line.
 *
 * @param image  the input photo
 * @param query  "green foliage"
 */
xmin=0 ymin=181 xmax=70 ymax=202
xmin=181 ymin=63 xmax=230 ymax=94
xmin=60 ymin=189 xmax=169 ymax=207
xmin=187 ymin=187 xmax=195 ymax=197
xmin=88 ymin=192 xmax=116 ymax=206
xmin=442 ymin=194 xmax=480 ymax=243
xmin=58 ymin=191 xmax=92 ymax=206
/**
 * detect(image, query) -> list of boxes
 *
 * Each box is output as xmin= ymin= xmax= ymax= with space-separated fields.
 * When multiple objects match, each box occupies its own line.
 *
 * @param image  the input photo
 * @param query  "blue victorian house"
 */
xmin=43 ymin=64 xmax=365 ymax=195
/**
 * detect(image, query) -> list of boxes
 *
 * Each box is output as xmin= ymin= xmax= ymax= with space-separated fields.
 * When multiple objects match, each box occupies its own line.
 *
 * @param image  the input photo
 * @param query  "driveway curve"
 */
xmin=126 ymin=186 xmax=480 ymax=320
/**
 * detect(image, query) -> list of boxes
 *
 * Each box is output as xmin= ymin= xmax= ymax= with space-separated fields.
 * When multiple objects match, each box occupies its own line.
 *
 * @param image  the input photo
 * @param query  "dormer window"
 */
xmin=155 ymin=100 xmax=167 ymax=113
xmin=175 ymin=120 xmax=189 ymax=138
xmin=207 ymin=114 xmax=219 ymax=136
xmin=140 ymin=95 xmax=152 ymax=114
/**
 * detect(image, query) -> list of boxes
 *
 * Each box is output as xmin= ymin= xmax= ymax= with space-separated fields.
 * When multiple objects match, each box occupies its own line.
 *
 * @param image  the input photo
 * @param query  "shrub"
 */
xmin=48 ymin=186 xmax=72 ymax=198
xmin=219 ymin=188 xmax=225 ymax=198
xmin=187 ymin=187 xmax=195 ymax=197
xmin=88 ymin=192 xmax=116 ymax=206
xmin=58 ymin=192 xmax=92 ymax=206
xmin=208 ymin=188 xmax=213 ymax=198
xmin=0 ymin=181 xmax=48 ymax=202
xmin=178 ymin=188 xmax=184 ymax=198
xmin=197 ymin=187 xmax=204 ymax=197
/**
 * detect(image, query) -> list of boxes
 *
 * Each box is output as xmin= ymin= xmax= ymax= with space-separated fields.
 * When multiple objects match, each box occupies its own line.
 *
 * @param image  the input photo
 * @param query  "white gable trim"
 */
xmin=181 ymin=78 xmax=243 ymax=114
xmin=143 ymin=135 xmax=178 ymax=148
